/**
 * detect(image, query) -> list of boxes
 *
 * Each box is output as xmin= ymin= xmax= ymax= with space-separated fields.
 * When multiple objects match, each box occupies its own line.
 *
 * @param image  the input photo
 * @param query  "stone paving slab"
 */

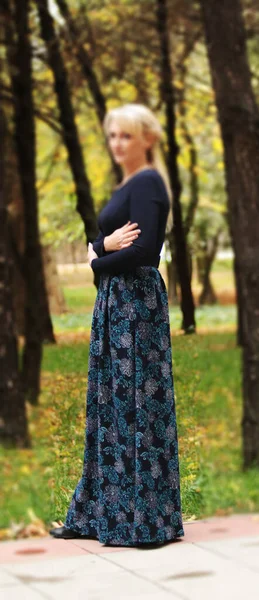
xmin=0 ymin=586 xmax=45 ymax=600
xmin=1 ymin=513 xmax=259 ymax=566
xmin=105 ymin=534 xmax=258 ymax=572
xmin=111 ymin=537 xmax=259 ymax=600
xmin=157 ymin=562 xmax=259 ymax=600
xmin=19 ymin=569 xmax=178 ymax=600
xmin=0 ymin=536 xmax=90 ymax=564
xmin=0 ymin=569 xmax=19 ymax=586
xmin=3 ymin=554 xmax=123 ymax=579
xmin=2 ymin=538 xmax=259 ymax=600
xmin=1 ymin=514 xmax=259 ymax=600
xmin=196 ymin=535 xmax=259 ymax=572
xmin=69 ymin=537 xmax=132 ymax=555
xmin=183 ymin=513 xmax=259 ymax=543
xmin=1 ymin=555 xmax=179 ymax=600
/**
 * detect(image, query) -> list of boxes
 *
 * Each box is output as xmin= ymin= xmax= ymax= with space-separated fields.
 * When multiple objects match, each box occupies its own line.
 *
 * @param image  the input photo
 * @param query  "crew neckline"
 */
xmin=114 ymin=167 xmax=157 ymax=191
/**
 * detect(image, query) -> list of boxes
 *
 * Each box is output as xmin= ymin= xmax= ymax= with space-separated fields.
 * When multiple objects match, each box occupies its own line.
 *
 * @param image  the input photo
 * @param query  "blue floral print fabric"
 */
xmin=64 ymin=266 xmax=185 ymax=545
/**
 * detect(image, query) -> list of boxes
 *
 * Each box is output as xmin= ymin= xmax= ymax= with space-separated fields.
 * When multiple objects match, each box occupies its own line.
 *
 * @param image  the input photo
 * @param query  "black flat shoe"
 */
xmin=135 ymin=538 xmax=180 ymax=550
xmin=49 ymin=526 xmax=84 ymax=539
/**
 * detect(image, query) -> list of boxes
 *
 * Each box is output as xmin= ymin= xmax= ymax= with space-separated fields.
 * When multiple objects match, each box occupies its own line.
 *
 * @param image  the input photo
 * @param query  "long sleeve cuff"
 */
xmin=92 ymin=237 xmax=105 ymax=257
xmin=91 ymin=244 xmax=155 ymax=275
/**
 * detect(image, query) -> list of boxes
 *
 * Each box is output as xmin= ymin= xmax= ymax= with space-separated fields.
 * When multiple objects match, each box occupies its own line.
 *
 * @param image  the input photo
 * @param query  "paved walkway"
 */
xmin=1 ymin=513 xmax=259 ymax=599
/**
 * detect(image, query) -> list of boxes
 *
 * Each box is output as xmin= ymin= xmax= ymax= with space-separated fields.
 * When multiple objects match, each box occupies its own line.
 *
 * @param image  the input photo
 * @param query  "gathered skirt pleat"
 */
xmin=64 ymin=266 xmax=185 ymax=545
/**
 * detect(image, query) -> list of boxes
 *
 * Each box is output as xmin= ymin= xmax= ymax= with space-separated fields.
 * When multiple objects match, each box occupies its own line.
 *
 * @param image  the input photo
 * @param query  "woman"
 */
xmin=50 ymin=103 xmax=185 ymax=546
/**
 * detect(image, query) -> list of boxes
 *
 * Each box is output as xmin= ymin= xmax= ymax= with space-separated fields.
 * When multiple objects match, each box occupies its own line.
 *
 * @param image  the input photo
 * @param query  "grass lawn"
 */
xmin=1 ymin=266 xmax=259 ymax=537
xmin=54 ymin=285 xmax=237 ymax=334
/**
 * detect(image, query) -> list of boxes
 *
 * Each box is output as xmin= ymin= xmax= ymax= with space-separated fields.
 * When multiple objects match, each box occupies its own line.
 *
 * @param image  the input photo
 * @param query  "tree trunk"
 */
xmin=198 ymin=229 xmax=221 ymax=305
xmin=155 ymin=0 xmax=196 ymax=334
xmin=42 ymin=245 xmax=67 ymax=315
xmin=177 ymin=38 xmax=200 ymax=238
xmin=4 ymin=0 xmax=55 ymax=346
xmin=9 ymin=0 xmax=52 ymax=403
xmin=179 ymin=118 xmax=199 ymax=247
xmin=224 ymin=208 xmax=243 ymax=344
xmin=3 ymin=116 xmax=26 ymax=336
xmin=199 ymin=264 xmax=217 ymax=305
xmin=37 ymin=0 xmax=98 ymax=246
xmin=233 ymin=255 xmax=244 ymax=346
xmin=55 ymin=0 xmax=122 ymax=183
xmin=165 ymin=241 xmax=179 ymax=305
xmin=200 ymin=0 xmax=259 ymax=467
xmin=0 ymin=102 xmax=30 ymax=448
xmin=10 ymin=240 xmax=57 ymax=341
xmin=166 ymin=261 xmax=178 ymax=305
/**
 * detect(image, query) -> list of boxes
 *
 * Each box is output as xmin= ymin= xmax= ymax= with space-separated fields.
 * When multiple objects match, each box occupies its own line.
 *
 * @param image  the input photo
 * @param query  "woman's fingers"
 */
xmin=122 ymin=221 xmax=139 ymax=231
xmin=118 ymin=229 xmax=141 ymax=248
xmin=123 ymin=231 xmax=141 ymax=241
xmin=121 ymin=237 xmax=139 ymax=248
xmin=121 ymin=241 xmax=133 ymax=248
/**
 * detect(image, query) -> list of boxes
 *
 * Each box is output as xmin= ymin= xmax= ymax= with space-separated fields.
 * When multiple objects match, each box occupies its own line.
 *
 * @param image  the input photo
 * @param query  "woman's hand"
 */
xmin=87 ymin=242 xmax=98 ymax=267
xmin=104 ymin=221 xmax=141 ymax=252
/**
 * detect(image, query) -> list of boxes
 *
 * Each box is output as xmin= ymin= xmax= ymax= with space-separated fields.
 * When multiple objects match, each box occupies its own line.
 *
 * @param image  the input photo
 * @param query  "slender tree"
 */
xmin=155 ymin=0 xmax=196 ymax=333
xmin=176 ymin=37 xmax=201 ymax=239
xmin=200 ymin=0 xmax=259 ymax=467
xmin=0 ymin=102 xmax=30 ymax=447
xmin=55 ymin=0 xmax=121 ymax=182
xmin=8 ymin=0 xmax=53 ymax=403
xmin=4 ymin=0 xmax=55 ymax=347
xmin=37 ymin=0 xmax=98 ymax=246
xmin=198 ymin=227 xmax=222 ymax=305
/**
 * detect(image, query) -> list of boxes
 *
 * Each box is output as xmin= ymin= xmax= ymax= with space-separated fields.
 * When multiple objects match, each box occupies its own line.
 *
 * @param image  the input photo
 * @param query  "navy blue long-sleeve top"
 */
xmin=91 ymin=168 xmax=170 ymax=276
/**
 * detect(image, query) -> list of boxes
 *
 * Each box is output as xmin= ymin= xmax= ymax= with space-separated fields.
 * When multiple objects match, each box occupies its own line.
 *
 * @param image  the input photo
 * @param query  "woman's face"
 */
xmin=107 ymin=120 xmax=151 ymax=168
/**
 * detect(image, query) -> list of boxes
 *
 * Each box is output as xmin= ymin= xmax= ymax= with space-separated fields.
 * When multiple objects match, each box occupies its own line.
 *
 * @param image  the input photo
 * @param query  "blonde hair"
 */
xmin=103 ymin=103 xmax=173 ymax=230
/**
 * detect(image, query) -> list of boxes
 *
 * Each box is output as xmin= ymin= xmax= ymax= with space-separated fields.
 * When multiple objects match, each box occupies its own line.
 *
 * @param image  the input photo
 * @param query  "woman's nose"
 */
xmin=111 ymin=138 xmax=119 ymax=147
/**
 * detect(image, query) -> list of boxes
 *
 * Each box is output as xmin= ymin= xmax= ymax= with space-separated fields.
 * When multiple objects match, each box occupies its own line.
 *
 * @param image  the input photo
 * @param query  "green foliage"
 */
xmin=5 ymin=0 xmax=259 ymax=256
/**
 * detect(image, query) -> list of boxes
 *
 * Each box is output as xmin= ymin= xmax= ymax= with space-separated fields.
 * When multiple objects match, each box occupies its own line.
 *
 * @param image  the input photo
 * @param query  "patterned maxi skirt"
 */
xmin=64 ymin=266 xmax=185 ymax=546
